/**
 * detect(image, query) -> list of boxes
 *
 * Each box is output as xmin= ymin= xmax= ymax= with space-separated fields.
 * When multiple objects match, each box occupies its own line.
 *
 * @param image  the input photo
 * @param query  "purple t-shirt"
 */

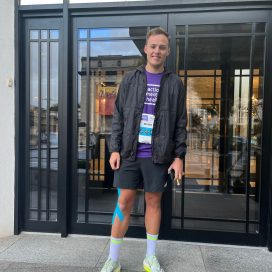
xmin=136 ymin=70 xmax=164 ymax=158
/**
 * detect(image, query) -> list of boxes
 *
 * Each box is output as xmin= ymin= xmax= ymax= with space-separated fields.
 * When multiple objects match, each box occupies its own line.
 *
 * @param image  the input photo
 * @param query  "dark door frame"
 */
xmin=167 ymin=10 xmax=270 ymax=246
xmin=69 ymin=13 xmax=168 ymax=236
xmin=18 ymin=17 xmax=64 ymax=233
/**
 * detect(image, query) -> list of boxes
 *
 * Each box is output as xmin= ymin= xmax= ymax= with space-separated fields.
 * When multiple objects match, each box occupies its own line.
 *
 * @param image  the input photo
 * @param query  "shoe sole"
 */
xmin=114 ymin=266 xmax=121 ymax=272
xmin=143 ymin=264 xmax=151 ymax=272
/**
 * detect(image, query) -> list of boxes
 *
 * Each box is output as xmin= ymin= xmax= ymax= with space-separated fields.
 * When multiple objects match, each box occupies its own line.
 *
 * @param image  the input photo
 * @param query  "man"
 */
xmin=101 ymin=27 xmax=187 ymax=272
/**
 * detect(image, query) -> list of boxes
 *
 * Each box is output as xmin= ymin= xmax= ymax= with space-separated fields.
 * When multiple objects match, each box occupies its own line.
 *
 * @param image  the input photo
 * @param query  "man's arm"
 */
xmin=173 ymin=78 xmax=187 ymax=160
xmin=168 ymin=79 xmax=187 ymax=181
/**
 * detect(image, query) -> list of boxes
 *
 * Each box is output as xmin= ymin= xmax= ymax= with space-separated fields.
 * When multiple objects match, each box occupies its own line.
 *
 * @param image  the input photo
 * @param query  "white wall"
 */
xmin=0 ymin=0 xmax=15 ymax=237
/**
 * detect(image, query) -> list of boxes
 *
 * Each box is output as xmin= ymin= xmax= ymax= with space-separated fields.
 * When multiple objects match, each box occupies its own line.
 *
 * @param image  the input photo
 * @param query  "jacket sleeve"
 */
xmin=174 ymin=78 xmax=187 ymax=159
xmin=109 ymin=77 xmax=126 ymax=153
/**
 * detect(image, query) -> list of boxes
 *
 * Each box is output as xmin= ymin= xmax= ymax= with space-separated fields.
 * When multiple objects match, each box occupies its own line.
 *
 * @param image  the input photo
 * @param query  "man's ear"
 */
xmin=144 ymin=44 xmax=147 ymax=54
xmin=167 ymin=47 xmax=170 ymax=56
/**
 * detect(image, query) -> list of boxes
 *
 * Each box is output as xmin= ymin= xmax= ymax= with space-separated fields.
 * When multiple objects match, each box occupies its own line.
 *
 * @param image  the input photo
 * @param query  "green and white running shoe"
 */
xmin=143 ymin=255 xmax=164 ymax=272
xmin=100 ymin=258 xmax=121 ymax=272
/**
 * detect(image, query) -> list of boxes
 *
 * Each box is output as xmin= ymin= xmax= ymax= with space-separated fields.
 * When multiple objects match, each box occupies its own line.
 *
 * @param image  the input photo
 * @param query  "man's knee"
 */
xmin=145 ymin=194 xmax=162 ymax=210
xmin=118 ymin=197 xmax=134 ymax=213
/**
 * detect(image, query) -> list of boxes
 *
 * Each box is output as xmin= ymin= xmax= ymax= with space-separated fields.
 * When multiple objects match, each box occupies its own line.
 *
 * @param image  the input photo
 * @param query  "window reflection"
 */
xmin=90 ymin=40 xmax=143 ymax=57
xmin=173 ymin=28 xmax=264 ymax=232
xmin=90 ymin=27 xmax=147 ymax=38
xmin=188 ymin=23 xmax=252 ymax=34
xmin=29 ymin=29 xmax=59 ymax=222
xmin=76 ymin=28 xmax=146 ymax=224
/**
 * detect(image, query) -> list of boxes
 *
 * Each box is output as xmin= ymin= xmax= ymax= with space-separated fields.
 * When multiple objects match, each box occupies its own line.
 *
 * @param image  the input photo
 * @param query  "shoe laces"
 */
xmin=147 ymin=255 xmax=164 ymax=272
xmin=102 ymin=258 xmax=118 ymax=272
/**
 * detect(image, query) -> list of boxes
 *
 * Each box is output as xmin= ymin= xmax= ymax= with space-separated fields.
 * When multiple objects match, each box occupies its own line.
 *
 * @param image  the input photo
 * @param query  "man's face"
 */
xmin=144 ymin=34 xmax=170 ymax=70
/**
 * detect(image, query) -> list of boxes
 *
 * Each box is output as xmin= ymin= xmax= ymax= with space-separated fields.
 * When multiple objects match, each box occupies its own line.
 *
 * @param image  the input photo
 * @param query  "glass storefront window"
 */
xmin=75 ymin=27 xmax=147 ymax=225
xmin=249 ymin=36 xmax=265 ymax=225
xmin=90 ymin=27 xmax=148 ymax=38
xmin=29 ymin=29 xmax=60 ymax=222
xmin=188 ymin=23 xmax=252 ymax=34
xmin=173 ymin=23 xmax=265 ymax=233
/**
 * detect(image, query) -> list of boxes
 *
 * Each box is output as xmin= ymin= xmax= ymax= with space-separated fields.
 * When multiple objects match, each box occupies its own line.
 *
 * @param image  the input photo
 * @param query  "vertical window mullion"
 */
xmin=38 ymin=32 xmax=42 ymax=221
xmin=85 ymin=33 xmax=90 ymax=223
xmin=46 ymin=32 xmax=50 ymax=221
xmin=246 ymin=24 xmax=256 ymax=233
xmin=211 ymin=70 xmax=217 ymax=185
xmin=29 ymin=33 xmax=39 ymax=220
xmin=181 ymin=25 xmax=189 ymax=230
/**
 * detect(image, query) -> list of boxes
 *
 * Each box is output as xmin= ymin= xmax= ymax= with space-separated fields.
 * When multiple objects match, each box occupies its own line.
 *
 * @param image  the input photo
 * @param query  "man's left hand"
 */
xmin=168 ymin=158 xmax=184 ymax=181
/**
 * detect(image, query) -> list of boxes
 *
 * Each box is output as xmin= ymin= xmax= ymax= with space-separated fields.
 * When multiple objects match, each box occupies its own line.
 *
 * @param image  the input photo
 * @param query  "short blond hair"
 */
xmin=146 ymin=27 xmax=170 ymax=44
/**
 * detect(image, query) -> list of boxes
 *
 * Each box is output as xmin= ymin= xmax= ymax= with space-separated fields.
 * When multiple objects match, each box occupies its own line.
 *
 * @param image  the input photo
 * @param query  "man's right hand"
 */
xmin=109 ymin=152 xmax=120 ymax=170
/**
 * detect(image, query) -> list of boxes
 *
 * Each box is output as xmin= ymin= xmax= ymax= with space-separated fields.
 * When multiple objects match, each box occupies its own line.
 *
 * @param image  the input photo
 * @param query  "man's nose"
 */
xmin=154 ymin=46 xmax=160 ymax=53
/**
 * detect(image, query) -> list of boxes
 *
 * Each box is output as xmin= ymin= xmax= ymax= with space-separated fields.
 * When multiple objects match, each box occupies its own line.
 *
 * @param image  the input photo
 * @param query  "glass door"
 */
xmin=23 ymin=18 xmax=62 ymax=231
xmin=168 ymin=11 xmax=267 ymax=243
xmin=70 ymin=15 xmax=167 ymax=234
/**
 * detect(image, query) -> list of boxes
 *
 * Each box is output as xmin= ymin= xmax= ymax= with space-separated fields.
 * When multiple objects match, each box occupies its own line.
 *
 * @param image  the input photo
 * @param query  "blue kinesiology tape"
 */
xmin=112 ymin=188 xmax=124 ymax=224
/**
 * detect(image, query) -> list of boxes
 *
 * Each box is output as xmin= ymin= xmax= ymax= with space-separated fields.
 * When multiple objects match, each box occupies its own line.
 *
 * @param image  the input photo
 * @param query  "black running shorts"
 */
xmin=114 ymin=158 xmax=170 ymax=192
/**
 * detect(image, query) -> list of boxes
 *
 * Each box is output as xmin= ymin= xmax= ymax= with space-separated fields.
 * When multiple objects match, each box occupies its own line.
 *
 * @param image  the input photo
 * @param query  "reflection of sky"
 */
xmin=91 ymin=40 xmax=142 ymax=56
xmin=30 ymin=39 xmax=59 ymax=108
xmin=90 ymin=28 xmax=130 ymax=38
xmin=79 ymin=28 xmax=133 ymax=39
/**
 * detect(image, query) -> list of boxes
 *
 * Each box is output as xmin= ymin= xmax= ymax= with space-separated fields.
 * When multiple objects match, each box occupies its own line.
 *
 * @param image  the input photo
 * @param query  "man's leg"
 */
xmin=143 ymin=192 xmax=164 ymax=272
xmin=110 ymin=189 xmax=137 ymax=261
xmin=101 ymin=189 xmax=137 ymax=272
xmin=145 ymin=192 xmax=163 ymax=255
xmin=111 ymin=189 xmax=137 ymax=237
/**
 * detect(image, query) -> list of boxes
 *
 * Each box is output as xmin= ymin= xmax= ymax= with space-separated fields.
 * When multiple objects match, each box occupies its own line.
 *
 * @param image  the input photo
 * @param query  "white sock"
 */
xmin=146 ymin=233 xmax=158 ymax=257
xmin=109 ymin=237 xmax=123 ymax=261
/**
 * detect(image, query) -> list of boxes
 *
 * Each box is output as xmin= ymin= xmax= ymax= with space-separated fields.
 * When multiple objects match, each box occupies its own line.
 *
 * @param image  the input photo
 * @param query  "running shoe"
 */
xmin=143 ymin=255 xmax=164 ymax=272
xmin=100 ymin=258 xmax=121 ymax=272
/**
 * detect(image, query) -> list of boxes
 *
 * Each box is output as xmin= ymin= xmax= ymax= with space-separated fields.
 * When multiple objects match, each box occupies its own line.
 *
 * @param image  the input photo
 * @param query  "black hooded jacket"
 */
xmin=110 ymin=65 xmax=187 ymax=164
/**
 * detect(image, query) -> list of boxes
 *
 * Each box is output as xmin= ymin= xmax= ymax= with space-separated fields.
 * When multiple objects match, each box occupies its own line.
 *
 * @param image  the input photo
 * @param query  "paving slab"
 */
xmin=0 ymin=233 xmax=108 ymax=268
xmin=97 ymin=239 xmax=206 ymax=272
xmin=0 ymin=236 xmax=21 ymax=254
xmin=200 ymin=245 xmax=272 ymax=272
xmin=97 ymin=238 xmax=146 ymax=271
xmin=0 ymin=261 xmax=11 ymax=271
xmin=2 ymin=262 xmax=99 ymax=272
xmin=0 ymin=234 xmax=271 ymax=272
xmin=157 ymin=241 xmax=206 ymax=272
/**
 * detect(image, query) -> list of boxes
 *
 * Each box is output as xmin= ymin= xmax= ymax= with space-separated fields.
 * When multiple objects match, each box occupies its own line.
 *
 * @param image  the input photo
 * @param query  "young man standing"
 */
xmin=101 ymin=27 xmax=187 ymax=272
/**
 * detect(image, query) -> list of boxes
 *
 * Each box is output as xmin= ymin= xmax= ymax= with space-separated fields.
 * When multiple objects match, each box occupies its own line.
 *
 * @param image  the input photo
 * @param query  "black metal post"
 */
xmin=268 ymin=127 xmax=272 ymax=251
xmin=263 ymin=12 xmax=272 ymax=251
xmin=59 ymin=0 xmax=69 ymax=238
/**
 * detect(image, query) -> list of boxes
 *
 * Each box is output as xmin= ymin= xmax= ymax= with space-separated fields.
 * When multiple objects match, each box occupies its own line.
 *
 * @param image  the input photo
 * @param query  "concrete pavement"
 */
xmin=0 ymin=233 xmax=271 ymax=272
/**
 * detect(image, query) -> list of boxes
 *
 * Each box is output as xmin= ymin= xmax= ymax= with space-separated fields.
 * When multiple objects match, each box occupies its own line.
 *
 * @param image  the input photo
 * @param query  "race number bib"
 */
xmin=138 ymin=114 xmax=155 ymax=144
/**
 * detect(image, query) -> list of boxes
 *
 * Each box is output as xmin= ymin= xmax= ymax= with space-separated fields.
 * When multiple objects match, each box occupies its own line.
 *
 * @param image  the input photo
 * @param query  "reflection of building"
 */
xmin=78 ymin=55 xmax=143 ymax=135
xmin=30 ymin=106 xmax=59 ymax=146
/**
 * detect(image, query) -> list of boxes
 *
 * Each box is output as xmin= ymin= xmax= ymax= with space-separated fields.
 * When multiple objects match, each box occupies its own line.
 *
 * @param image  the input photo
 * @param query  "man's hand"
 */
xmin=168 ymin=158 xmax=184 ymax=181
xmin=109 ymin=152 xmax=120 ymax=170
